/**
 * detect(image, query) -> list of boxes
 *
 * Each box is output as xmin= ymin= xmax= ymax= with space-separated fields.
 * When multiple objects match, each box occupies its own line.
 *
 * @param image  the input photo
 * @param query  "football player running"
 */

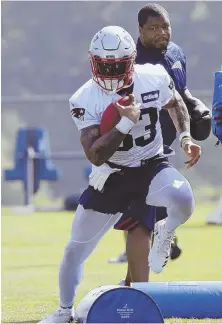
xmin=38 ymin=25 xmax=201 ymax=323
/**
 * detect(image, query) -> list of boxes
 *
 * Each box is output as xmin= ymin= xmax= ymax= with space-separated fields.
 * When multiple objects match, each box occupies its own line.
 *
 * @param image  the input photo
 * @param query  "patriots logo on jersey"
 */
xmin=71 ymin=106 xmax=85 ymax=121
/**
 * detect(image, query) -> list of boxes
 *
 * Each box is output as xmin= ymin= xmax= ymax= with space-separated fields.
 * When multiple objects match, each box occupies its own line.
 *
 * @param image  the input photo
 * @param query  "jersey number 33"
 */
xmin=118 ymin=107 xmax=158 ymax=151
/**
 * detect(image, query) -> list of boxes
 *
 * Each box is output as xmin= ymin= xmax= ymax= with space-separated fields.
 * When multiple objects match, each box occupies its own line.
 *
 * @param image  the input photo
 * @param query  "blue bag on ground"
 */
xmin=75 ymin=285 xmax=164 ymax=323
xmin=132 ymin=281 xmax=222 ymax=319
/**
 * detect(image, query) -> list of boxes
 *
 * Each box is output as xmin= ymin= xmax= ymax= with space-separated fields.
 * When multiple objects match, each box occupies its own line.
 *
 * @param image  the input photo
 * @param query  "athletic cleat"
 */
xmin=149 ymin=219 xmax=175 ymax=273
xmin=108 ymin=251 xmax=127 ymax=263
xmin=170 ymin=236 xmax=182 ymax=260
xmin=38 ymin=306 xmax=75 ymax=323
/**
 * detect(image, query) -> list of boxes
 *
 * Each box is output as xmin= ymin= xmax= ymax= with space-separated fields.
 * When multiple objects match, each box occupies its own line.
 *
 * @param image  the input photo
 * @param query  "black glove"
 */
xmin=189 ymin=104 xmax=212 ymax=141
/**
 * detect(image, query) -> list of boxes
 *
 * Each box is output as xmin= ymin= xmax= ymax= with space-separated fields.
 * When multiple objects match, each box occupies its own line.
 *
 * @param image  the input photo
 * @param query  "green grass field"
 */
xmin=2 ymin=202 xmax=222 ymax=324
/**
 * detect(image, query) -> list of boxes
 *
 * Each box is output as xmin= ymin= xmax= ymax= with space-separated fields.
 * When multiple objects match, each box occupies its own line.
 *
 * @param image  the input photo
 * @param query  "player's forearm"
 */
xmin=90 ymin=129 xmax=126 ymax=166
xmin=182 ymin=89 xmax=200 ymax=105
xmin=165 ymin=92 xmax=190 ymax=135
xmin=81 ymin=125 xmax=126 ymax=166
xmin=182 ymin=89 xmax=206 ymax=114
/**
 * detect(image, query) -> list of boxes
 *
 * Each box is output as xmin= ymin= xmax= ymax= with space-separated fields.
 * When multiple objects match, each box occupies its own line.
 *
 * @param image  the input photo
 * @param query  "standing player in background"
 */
xmin=38 ymin=25 xmax=201 ymax=323
xmin=109 ymin=4 xmax=212 ymax=272
xmin=206 ymin=70 xmax=222 ymax=225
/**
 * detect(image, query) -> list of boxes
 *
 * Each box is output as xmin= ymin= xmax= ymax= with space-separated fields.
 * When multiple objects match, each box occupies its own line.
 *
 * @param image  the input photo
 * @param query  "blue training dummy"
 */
xmin=212 ymin=70 xmax=222 ymax=145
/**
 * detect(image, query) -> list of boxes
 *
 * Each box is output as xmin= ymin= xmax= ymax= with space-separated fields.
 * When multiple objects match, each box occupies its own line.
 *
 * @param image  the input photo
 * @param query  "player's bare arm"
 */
xmin=163 ymin=90 xmax=190 ymax=134
xmin=80 ymin=94 xmax=140 ymax=166
xmin=114 ymin=94 xmax=141 ymax=124
xmin=182 ymin=88 xmax=211 ymax=123
xmin=182 ymin=88 xmax=209 ymax=113
xmin=80 ymin=125 xmax=126 ymax=166
xmin=163 ymin=90 xmax=201 ymax=168
xmin=181 ymin=88 xmax=212 ymax=141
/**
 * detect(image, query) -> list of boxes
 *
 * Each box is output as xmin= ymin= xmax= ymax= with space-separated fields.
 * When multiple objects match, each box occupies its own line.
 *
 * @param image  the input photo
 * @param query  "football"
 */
xmin=100 ymin=96 xmax=132 ymax=135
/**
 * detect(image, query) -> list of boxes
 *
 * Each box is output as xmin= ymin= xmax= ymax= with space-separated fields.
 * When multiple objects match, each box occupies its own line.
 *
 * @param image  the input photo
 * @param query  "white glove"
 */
xmin=89 ymin=163 xmax=121 ymax=192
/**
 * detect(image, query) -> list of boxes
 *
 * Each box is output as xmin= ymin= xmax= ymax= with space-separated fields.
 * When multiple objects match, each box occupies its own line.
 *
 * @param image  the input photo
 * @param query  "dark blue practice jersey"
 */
xmin=136 ymin=39 xmax=187 ymax=95
xmin=136 ymin=39 xmax=187 ymax=145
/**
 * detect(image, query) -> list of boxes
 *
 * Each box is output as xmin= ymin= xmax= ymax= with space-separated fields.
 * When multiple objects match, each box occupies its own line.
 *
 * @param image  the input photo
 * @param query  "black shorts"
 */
xmin=79 ymin=155 xmax=171 ymax=231
xmin=114 ymin=115 xmax=177 ymax=232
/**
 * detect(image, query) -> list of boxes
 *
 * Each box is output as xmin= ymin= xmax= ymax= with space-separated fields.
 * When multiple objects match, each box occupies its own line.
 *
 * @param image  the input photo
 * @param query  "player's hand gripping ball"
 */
xmin=100 ymin=96 xmax=133 ymax=135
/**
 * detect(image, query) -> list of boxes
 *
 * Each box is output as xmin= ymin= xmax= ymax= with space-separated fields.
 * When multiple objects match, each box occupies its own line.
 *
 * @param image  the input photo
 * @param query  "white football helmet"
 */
xmin=89 ymin=26 xmax=136 ymax=93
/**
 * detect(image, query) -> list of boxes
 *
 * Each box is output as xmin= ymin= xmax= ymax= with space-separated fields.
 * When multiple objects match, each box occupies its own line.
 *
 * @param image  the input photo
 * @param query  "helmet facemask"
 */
xmin=89 ymin=53 xmax=136 ymax=93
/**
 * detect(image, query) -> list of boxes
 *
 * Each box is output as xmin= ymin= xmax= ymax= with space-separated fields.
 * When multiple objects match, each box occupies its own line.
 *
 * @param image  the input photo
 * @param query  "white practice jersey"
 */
xmin=69 ymin=63 xmax=175 ymax=167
